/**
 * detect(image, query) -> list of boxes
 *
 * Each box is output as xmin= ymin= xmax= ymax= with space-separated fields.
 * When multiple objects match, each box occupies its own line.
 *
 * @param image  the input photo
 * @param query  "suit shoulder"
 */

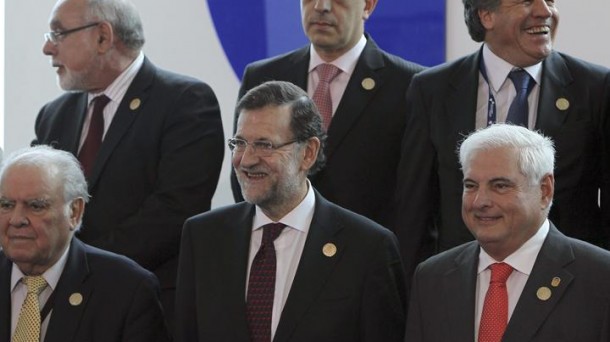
xmin=152 ymin=65 xmax=215 ymax=92
xmin=553 ymin=51 xmax=610 ymax=76
xmin=243 ymin=48 xmax=306 ymax=74
xmin=567 ymin=236 xmax=610 ymax=270
xmin=378 ymin=48 xmax=426 ymax=75
xmin=416 ymin=242 xmax=476 ymax=273
xmin=83 ymin=242 xmax=157 ymax=281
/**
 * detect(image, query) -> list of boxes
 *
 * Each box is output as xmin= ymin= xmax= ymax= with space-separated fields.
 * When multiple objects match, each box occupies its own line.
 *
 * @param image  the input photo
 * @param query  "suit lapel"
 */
xmin=273 ymin=192 xmax=344 ymax=342
xmin=535 ymin=51 xmax=573 ymax=135
xmin=44 ymin=239 xmax=92 ymax=342
xmin=503 ymin=225 xmax=575 ymax=342
xmin=60 ymin=95 xmax=89 ymax=155
xmin=88 ymin=58 xmax=155 ymax=189
xmin=325 ymin=36 xmax=384 ymax=160
xmin=0 ymin=256 xmax=12 ymax=342
xmin=445 ymin=49 xmax=481 ymax=135
xmin=286 ymin=47 xmax=310 ymax=90
xmin=441 ymin=244 xmax=478 ymax=341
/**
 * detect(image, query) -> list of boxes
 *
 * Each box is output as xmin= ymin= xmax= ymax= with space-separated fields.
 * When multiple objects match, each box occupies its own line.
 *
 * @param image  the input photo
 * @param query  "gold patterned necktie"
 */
xmin=12 ymin=276 xmax=48 ymax=342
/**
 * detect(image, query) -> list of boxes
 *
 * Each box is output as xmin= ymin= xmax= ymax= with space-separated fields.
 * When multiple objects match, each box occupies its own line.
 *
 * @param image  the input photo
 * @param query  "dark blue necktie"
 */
xmin=506 ymin=69 xmax=534 ymax=127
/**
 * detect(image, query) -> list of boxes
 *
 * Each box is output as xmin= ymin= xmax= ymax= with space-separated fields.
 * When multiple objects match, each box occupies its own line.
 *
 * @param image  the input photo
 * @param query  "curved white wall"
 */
xmin=4 ymin=1 xmax=610 ymax=208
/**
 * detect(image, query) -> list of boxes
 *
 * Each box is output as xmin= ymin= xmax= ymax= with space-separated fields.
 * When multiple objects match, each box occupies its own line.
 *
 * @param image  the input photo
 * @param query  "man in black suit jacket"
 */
xmin=231 ymin=0 xmax=424 ymax=228
xmin=34 ymin=0 xmax=224 ymax=328
xmin=175 ymin=81 xmax=406 ymax=342
xmin=394 ymin=0 xmax=610 ymax=283
xmin=0 ymin=146 xmax=169 ymax=342
xmin=406 ymin=124 xmax=610 ymax=342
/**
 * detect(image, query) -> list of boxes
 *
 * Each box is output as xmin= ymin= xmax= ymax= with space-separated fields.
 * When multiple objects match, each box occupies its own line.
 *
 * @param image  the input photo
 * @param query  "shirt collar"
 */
xmin=478 ymin=219 xmax=550 ymax=276
xmin=87 ymin=51 xmax=145 ymax=104
xmin=253 ymin=180 xmax=316 ymax=234
xmin=482 ymin=44 xmax=542 ymax=92
xmin=11 ymin=241 xmax=71 ymax=292
xmin=308 ymin=34 xmax=366 ymax=76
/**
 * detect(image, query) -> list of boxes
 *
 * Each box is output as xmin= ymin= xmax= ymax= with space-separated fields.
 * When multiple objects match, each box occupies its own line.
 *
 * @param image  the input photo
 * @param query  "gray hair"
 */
xmin=0 ymin=145 xmax=90 ymax=204
xmin=458 ymin=123 xmax=555 ymax=186
xmin=236 ymin=80 xmax=327 ymax=175
xmin=462 ymin=0 xmax=501 ymax=42
xmin=86 ymin=0 xmax=145 ymax=51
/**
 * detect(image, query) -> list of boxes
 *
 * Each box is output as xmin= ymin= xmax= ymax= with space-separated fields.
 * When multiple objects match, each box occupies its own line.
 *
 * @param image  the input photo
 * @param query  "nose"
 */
xmin=42 ymin=39 xmax=56 ymax=56
xmin=470 ymin=188 xmax=492 ymax=209
xmin=232 ymin=146 xmax=260 ymax=169
xmin=8 ymin=206 xmax=29 ymax=228
xmin=531 ymin=0 xmax=553 ymax=18
xmin=314 ymin=0 xmax=332 ymax=12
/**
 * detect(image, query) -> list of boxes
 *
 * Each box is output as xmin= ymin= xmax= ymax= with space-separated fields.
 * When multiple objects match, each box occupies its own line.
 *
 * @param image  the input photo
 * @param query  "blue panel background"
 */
xmin=207 ymin=0 xmax=445 ymax=78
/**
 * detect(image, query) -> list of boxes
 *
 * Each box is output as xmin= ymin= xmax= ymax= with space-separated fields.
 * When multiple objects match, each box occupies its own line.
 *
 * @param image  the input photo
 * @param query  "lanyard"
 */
xmin=479 ymin=57 xmax=496 ymax=127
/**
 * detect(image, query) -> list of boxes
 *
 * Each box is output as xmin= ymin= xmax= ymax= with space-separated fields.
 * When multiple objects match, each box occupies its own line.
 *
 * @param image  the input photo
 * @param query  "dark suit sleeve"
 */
xmin=122 ymin=272 xmax=171 ymax=342
xmin=392 ymin=74 xmax=438 ymax=289
xmin=603 ymin=72 xmax=610 ymax=247
xmin=91 ymin=81 xmax=224 ymax=271
xmin=404 ymin=264 xmax=424 ymax=341
xmin=174 ymin=220 xmax=199 ymax=342
xmin=360 ymin=231 xmax=407 ymax=342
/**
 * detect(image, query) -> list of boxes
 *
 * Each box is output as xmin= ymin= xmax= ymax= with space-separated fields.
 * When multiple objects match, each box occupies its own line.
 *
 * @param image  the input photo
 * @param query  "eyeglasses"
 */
xmin=228 ymin=138 xmax=301 ymax=156
xmin=44 ymin=22 xmax=101 ymax=45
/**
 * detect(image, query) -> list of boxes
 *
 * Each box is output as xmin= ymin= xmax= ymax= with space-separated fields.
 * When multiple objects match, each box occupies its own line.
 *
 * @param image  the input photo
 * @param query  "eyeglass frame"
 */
xmin=227 ymin=137 xmax=303 ymax=156
xmin=44 ymin=22 xmax=101 ymax=45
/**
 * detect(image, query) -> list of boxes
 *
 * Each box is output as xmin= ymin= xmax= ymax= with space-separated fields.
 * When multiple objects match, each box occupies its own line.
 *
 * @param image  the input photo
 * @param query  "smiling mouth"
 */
xmin=243 ymin=170 xmax=267 ymax=180
xmin=526 ymin=26 xmax=551 ymax=35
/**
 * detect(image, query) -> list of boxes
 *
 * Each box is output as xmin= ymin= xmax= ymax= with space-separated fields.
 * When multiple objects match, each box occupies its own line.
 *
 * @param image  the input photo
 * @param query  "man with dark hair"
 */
xmin=0 ymin=146 xmax=169 ymax=342
xmin=394 ymin=0 xmax=610 ymax=287
xmin=231 ymin=0 xmax=424 ymax=230
xmin=176 ymin=81 xmax=406 ymax=342
xmin=35 ymin=0 xmax=225 ymax=329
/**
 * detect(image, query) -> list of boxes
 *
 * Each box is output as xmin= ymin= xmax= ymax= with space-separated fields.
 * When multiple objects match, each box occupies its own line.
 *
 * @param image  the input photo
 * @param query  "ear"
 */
xmin=363 ymin=0 xmax=378 ymax=20
xmin=478 ymin=8 xmax=494 ymax=30
xmin=539 ymin=173 xmax=555 ymax=210
xmin=68 ymin=198 xmax=85 ymax=230
xmin=300 ymin=137 xmax=321 ymax=172
xmin=96 ymin=21 xmax=114 ymax=53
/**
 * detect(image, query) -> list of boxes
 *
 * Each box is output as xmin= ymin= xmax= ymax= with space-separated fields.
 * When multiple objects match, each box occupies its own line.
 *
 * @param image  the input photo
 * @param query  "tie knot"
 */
xmin=261 ymin=223 xmax=285 ymax=245
xmin=92 ymin=94 xmax=111 ymax=110
xmin=508 ymin=69 xmax=534 ymax=92
xmin=489 ymin=263 xmax=513 ymax=283
xmin=317 ymin=63 xmax=341 ymax=83
xmin=22 ymin=276 xmax=47 ymax=295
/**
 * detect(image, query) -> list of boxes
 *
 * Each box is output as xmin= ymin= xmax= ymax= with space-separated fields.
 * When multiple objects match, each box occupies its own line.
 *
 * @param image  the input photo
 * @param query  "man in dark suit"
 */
xmin=394 ymin=0 xmax=610 ymax=283
xmin=175 ymin=81 xmax=406 ymax=342
xmin=34 ymin=0 xmax=225 ymax=328
xmin=231 ymin=0 xmax=424 ymax=228
xmin=406 ymin=124 xmax=610 ymax=342
xmin=0 ymin=146 xmax=169 ymax=342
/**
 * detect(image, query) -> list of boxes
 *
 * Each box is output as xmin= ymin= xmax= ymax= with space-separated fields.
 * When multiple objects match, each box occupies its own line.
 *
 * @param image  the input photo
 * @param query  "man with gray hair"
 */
xmin=406 ymin=124 xmax=610 ymax=342
xmin=0 ymin=146 xmax=169 ymax=342
xmin=35 ymin=0 xmax=225 ymax=330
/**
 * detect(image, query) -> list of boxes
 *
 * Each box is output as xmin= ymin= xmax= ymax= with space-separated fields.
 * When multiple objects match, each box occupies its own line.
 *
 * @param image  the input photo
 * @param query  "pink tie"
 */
xmin=479 ymin=262 xmax=514 ymax=342
xmin=312 ymin=64 xmax=341 ymax=130
xmin=78 ymin=95 xmax=110 ymax=178
xmin=246 ymin=223 xmax=285 ymax=342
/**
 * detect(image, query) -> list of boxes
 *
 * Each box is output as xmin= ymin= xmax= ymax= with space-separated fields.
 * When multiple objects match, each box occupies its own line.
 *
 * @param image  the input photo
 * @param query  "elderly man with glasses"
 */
xmin=175 ymin=81 xmax=406 ymax=342
xmin=34 ymin=0 xmax=225 ymax=333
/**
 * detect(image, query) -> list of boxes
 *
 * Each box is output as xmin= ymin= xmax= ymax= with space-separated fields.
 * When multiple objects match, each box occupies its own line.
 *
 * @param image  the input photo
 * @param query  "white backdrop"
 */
xmin=4 ymin=0 xmax=610 ymax=208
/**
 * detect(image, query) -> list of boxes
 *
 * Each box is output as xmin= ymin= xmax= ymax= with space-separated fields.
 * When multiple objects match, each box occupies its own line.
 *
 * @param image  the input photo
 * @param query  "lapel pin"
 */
xmin=536 ymin=286 xmax=552 ymax=301
xmin=322 ymin=243 xmax=337 ymax=257
xmin=555 ymin=98 xmax=569 ymax=111
xmin=551 ymin=277 xmax=561 ymax=287
xmin=69 ymin=292 xmax=83 ymax=306
xmin=361 ymin=78 xmax=375 ymax=91
xmin=130 ymin=98 xmax=141 ymax=110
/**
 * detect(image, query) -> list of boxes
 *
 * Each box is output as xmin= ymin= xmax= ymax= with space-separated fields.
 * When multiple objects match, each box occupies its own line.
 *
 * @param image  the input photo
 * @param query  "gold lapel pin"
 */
xmin=69 ymin=292 xmax=83 ymax=306
xmin=551 ymin=277 xmax=561 ymax=287
xmin=536 ymin=287 xmax=552 ymax=301
xmin=322 ymin=243 xmax=337 ymax=257
xmin=130 ymin=98 xmax=141 ymax=110
xmin=555 ymin=98 xmax=569 ymax=111
xmin=361 ymin=78 xmax=375 ymax=91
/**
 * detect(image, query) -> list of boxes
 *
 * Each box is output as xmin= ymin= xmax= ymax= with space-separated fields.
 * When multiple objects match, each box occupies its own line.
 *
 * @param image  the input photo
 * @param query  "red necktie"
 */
xmin=479 ymin=262 xmax=514 ymax=342
xmin=246 ymin=223 xmax=285 ymax=342
xmin=312 ymin=64 xmax=341 ymax=130
xmin=78 ymin=95 xmax=110 ymax=178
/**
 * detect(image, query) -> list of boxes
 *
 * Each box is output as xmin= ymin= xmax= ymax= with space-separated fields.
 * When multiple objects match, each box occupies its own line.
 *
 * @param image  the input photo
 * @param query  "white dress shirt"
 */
xmin=246 ymin=181 xmax=315 ymax=340
xmin=474 ymin=220 xmax=550 ymax=340
xmin=11 ymin=244 xmax=70 ymax=342
xmin=476 ymin=44 xmax=543 ymax=129
xmin=307 ymin=35 xmax=367 ymax=116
